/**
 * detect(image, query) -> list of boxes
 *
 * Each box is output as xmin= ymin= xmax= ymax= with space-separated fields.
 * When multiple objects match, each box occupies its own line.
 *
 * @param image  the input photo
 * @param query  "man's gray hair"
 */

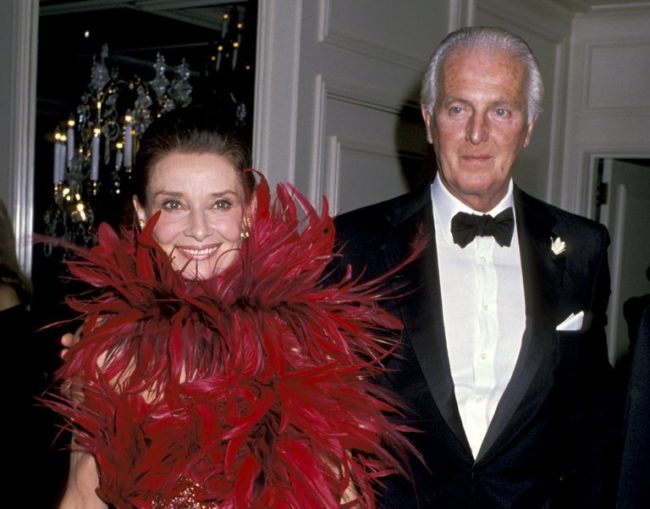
xmin=420 ymin=26 xmax=544 ymax=124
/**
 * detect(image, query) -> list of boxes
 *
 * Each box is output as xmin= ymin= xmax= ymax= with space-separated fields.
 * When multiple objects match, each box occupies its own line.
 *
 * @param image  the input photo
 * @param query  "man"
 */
xmin=334 ymin=27 xmax=616 ymax=508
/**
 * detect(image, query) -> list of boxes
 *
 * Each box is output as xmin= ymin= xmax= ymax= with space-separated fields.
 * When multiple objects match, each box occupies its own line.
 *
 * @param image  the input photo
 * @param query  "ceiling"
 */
xmin=586 ymin=0 xmax=648 ymax=5
xmin=41 ymin=0 xmax=648 ymax=15
xmin=548 ymin=0 xmax=650 ymax=12
xmin=40 ymin=1 xmax=248 ymax=31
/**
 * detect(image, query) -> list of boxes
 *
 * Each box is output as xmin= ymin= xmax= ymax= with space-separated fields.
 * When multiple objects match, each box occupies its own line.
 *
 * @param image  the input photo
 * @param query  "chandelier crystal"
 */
xmin=43 ymin=44 xmax=193 ymax=254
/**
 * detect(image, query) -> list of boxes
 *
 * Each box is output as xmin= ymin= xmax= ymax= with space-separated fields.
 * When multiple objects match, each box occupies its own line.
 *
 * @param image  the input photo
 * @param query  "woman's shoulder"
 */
xmin=0 ymin=283 xmax=21 ymax=311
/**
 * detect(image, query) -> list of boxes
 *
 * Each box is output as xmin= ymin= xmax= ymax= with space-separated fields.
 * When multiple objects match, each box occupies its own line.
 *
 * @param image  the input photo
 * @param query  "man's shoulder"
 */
xmin=331 ymin=186 xmax=431 ymax=279
xmin=335 ymin=186 xmax=430 ymax=238
xmin=517 ymin=188 xmax=607 ymax=234
xmin=516 ymin=188 xmax=610 ymax=253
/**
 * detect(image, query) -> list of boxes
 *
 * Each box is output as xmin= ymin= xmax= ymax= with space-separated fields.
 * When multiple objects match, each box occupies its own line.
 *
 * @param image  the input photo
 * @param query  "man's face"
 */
xmin=422 ymin=47 xmax=537 ymax=212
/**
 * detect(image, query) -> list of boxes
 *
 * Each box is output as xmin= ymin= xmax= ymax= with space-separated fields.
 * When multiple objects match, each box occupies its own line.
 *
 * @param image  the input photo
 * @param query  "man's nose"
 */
xmin=467 ymin=112 xmax=489 ymax=144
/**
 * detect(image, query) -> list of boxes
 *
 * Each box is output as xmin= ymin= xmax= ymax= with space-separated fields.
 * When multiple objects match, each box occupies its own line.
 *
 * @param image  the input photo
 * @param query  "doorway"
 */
xmin=595 ymin=157 xmax=650 ymax=367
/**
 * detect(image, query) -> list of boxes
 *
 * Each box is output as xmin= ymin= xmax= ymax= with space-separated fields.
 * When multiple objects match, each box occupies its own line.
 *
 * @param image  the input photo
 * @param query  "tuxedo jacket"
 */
xmin=617 ymin=304 xmax=650 ymax=509
xmin=333 ymin=183 xmax=617 ymax=509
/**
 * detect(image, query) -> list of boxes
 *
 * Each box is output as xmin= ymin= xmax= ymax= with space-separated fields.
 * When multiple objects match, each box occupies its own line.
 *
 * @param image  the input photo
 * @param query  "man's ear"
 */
xmin=421 ymin=105 xmax=434 ymax=145
xmin=522 ymin=114 xmax=539 ymax=148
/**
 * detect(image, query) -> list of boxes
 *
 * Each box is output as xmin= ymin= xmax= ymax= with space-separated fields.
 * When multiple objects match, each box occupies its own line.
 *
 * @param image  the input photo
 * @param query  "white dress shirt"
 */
xmin=431 ymin=176 xmax=526 ymax=458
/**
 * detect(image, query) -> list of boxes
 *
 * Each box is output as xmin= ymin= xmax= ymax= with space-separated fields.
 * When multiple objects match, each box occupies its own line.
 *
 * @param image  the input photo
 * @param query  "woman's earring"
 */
xmin=138 ymin=219 xmax=146 ymax=231
xmin=240 ymin=216 xmax=251 ymax=240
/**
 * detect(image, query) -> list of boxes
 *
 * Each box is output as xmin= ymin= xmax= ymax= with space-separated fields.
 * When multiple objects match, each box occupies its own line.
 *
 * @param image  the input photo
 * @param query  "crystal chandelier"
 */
xmin=44 ymin=44 xmax=193 ymax=253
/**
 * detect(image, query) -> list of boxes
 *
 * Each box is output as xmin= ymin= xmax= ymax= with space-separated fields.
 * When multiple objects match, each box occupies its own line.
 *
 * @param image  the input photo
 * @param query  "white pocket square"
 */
xmin=556 ymin=311 xmax=584 ymax=331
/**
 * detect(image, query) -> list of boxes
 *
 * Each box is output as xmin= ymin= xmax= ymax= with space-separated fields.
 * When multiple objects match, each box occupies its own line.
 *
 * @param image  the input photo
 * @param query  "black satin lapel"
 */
xmin=477 ymin=190 xmax=566 ymax=462
xmin=383 ymin=197 xmax=471 ymax=453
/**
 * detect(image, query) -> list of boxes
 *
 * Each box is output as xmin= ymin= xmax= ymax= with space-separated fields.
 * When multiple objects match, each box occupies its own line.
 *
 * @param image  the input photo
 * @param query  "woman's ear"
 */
xmin=246 ymin=195 xmax=257 ymax=217
xmin=132 ymin=195 xmax=147 ymax=224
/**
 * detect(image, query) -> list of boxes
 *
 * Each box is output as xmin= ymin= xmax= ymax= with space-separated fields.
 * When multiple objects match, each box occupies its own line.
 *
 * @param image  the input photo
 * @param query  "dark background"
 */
xmin=30 ymin=2 xmax=256 ymax=506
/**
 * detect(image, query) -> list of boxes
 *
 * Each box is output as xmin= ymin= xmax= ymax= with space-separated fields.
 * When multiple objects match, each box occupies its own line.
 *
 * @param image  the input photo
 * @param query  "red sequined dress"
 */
xmin=48 ymin=177 xmax=421 ymax=509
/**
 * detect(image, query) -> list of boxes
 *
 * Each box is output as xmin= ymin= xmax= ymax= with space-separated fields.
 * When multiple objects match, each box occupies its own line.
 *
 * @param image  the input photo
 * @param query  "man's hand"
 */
xmin=60 ymin=324 xmax=83 ymax=360
xmin=60 ymin=324 xmax=84 ymax=402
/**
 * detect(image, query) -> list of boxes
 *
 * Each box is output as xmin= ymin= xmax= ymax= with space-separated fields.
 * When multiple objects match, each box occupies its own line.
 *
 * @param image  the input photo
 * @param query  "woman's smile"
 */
xmin=133 ymin=152 xmax=249 ymax=280
xmin=176 ymin=243 xmax=222 ymax=260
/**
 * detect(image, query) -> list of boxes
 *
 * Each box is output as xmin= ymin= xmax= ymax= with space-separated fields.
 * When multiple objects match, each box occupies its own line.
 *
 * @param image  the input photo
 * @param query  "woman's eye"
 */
xmin=162 ymin=200 xmax=182 ymax=210
xmin=214 ymin=199 xmax=232 ymax=210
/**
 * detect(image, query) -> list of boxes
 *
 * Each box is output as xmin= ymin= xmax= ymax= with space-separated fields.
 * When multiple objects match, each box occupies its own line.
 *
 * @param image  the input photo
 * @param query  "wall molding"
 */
xmin=572 ymin=144 xmax=650 ymax=218
xmin=562 ymin=6 xmax=650 ymax=212
xmin=544 ymin=37 xmax=570 ymax=204
xmin=310 ymin=74 xmax=328 ymax=204
xmin=586 ymin=2 xmax=650 ymax=16
xmin=325 ymin=77 xmax=417 ymax=115
xmin=449 ymin=0 xmax=475 ymax=28
xmin=9 ymin=0 xmax=37 ymax=277
xmin=252 ymin=0 xmax=302 ymax=187
xmin=325 ymin=135 xmax=421 ymax=213
xmin=318 ymin=0 xmax=425 ymax=72
xmin=310 ymin=75 xmax=420 ymax=203
xmin=582 ymin=39 xmax=650 ymax=112
xmin=476 ymin=0 xmax=572 ymax=204
xmin=477 ymin=0 xmax=570 ymax=43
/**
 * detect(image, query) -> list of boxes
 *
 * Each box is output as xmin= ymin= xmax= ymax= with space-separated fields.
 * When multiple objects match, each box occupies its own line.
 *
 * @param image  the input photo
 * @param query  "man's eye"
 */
xmin=495 ymin=108 xmax=510 ymax=117
xmin=449 ymin=106 xmax=463 ymax=115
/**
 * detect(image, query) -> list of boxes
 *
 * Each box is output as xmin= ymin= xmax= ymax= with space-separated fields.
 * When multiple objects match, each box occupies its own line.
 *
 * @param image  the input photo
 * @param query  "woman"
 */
xmin=0 ymin=199 xmax=31 ymax=312
xmin=1 ymin=199 xmax=48 ymax=500
xmin=51 ymin=109 xmax=418 ymax=509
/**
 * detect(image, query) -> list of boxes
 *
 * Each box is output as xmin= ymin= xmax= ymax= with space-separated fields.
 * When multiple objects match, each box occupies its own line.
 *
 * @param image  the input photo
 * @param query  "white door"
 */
xmin=599 ymin=159 xmax=650 ymax=365
xmin=253 ymin=0 xmax=453 ymax=214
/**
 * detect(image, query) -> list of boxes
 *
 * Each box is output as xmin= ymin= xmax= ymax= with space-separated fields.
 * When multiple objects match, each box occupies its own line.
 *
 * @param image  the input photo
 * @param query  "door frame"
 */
xmin=588 ymin=150 xmax=650 ymax=364
xmin=6 ymin=0 xmax=37 ymax=278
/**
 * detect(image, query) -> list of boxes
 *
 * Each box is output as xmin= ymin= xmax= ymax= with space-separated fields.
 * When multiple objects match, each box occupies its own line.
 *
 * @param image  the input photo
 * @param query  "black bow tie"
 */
xmin=450 ymin=207 xmax=515 ymax=248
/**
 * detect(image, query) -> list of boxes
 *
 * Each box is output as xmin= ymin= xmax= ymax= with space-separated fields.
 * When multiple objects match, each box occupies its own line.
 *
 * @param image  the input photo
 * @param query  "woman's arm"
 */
xmin=59 ymin=449 xmax=106 ymax=509
xmin=58 ymin=322 xmax=107 ymax=508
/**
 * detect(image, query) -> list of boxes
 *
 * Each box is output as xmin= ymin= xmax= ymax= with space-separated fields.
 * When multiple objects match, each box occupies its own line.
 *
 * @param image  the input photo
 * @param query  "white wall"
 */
xmin=561 ymin=4 xmax=650 ymax=217
xmin=472 ymin=0 xmax=575 ymax=204
xmin=559 ymin=5 xmax=650 ymax=364
xmin=254 ymin=0 xmax=452 ymax=214
xmin=0 ymin=0 xmax=37 ymax=275
xmin=0 ymin=0 xmax=15 ymax=208
xmin=254 ymin=0 xmax=575 ymax=212
xmin=2 ymin=1 xmax=648 ymax=273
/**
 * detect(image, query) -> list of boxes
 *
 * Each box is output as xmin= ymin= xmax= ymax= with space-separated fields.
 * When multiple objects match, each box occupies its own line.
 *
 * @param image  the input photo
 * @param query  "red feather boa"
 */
xmin=49 ymin=176 xmax=422 ymax=508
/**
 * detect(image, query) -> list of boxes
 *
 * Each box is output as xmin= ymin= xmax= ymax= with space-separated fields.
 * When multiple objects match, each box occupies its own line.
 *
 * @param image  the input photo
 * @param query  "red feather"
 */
xmin=46 ymin=174 xmax=424 ymax=508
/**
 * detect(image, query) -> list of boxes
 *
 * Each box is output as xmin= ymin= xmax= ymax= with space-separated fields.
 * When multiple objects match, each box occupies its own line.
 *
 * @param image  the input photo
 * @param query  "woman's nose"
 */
xmin=185 ymin=209 xmax=212 ymax=240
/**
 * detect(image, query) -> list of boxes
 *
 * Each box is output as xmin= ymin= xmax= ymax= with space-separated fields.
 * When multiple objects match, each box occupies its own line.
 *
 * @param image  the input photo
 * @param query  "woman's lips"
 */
xmin=176 ymin=244 xmax=221 ymax=260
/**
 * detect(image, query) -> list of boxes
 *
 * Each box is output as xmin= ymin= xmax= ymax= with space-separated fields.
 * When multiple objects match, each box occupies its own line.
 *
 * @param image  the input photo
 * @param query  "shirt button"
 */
xmin=482 ymin=303 xmax=488 ymax=311
xmin=480 ymin=353 xmax=487 ymax=360
xmin=480 ymin=256 xmax=486 ymax=263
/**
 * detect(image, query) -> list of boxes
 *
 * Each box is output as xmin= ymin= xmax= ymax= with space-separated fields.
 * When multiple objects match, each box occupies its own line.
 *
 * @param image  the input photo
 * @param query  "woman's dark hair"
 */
xmin=132 ymin=106 xmax=255 ymax=209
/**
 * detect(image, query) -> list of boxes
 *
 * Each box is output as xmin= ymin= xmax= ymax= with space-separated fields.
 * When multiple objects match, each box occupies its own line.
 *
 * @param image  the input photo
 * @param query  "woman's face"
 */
xmin=133 ymin=151 xmax=248 ymax=280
